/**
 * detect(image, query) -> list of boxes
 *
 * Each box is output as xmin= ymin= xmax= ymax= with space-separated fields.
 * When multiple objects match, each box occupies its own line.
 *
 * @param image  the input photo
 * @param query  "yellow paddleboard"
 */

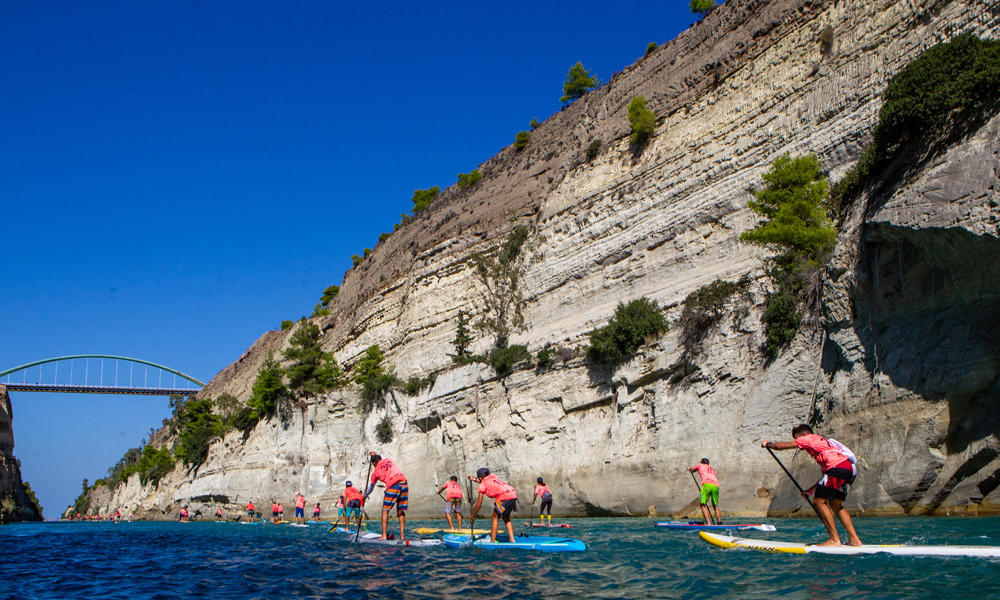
xmin=415 ymin=527 xmax=476 ymax=535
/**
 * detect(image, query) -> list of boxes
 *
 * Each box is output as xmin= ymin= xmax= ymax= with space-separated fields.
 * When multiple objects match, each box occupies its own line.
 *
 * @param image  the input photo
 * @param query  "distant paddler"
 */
xmin=762 ymin=424 xmax=862 ymax=547
xmin=688 ymin=458 xmax=722 ymax=525
xmin=435 ymin=475 xmax=464 ymax=531
xmin=294 ymin=492 xmax=307 ymax=525
xmin=533 ymin=477 xmax=553 ymax=526
xmin=332 ymin=481 xmax=364 ymax=530
xmin=364 ymin=452 xmax=408 ymax=540
xmin=245 ymin=501 xmax=255 ymax=521
xmin=469 ymin=468 xmax=517 ymax=543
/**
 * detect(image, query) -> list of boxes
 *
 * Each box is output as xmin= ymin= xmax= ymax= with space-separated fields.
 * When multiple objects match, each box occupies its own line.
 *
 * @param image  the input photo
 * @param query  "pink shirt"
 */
xmin=296 ymin=495 xmax=306 ymax=509
xmin=370 ymin=458 xmax=407 ymax=488
xmin=443 ymin=480 xmax=463 ymax=500
xmin=534 ymin=484 xmax=551 ymax=497
xmin=479 ymin=474 xmax=517 ymax=501
xmin=795 ymin=434 xmax=850 ymax=472
xmin=693 ymin=463 xmax=719 ymax=486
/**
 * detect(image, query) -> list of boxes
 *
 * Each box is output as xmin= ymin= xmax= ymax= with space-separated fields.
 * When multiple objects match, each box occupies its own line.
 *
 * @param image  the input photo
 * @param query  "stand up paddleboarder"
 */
xmin=469 ymin=468 xmax=517 ymax=543
xmin=364 ymin=452 xmax=408 ymax=540
xmin=435 ymin=476 xmax=464 ymax=531
xmin=762 ymin=424 xmax=863 ymax=547
xmin=533 ymin=477 xmax=553 ymax=526
xmin=688 ymin=458 xmax=722 ymax=525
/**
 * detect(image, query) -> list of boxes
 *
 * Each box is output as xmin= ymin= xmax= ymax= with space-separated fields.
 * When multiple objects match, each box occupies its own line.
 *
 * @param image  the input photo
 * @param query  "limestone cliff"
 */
xmin=83 ymin=0 xmax=1000 ymax=520
xmin=0 ymin=386 xmax=43 ymax=522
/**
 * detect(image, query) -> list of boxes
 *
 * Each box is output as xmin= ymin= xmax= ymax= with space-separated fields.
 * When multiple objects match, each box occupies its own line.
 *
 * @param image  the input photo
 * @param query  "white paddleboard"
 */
xmin=347 ymin=531 xmax=442 ymax=547
xmin=700 ymin=532 xmax=1000 ymax=557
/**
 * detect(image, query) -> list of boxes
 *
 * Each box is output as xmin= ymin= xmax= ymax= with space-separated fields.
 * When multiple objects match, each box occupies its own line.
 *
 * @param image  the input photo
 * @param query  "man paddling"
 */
xmin=469 ymin=468 xmax=517 ymax=543
xmin=688 ymin=458 xmax=722 ymax=525
xmin=364 ymin=452 xmax=408 ymax=540
xmin=435 ymin=475 xmax=464 ymax=531
xmin=762 ymin=424 xmax=863 ymax=547
xmin=245 ymin=501 xmax=255 ymax=521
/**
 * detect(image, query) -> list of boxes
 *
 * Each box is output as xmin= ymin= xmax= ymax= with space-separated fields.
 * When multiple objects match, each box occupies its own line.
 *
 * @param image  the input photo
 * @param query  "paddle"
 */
xmin=356 ymin=454 xmax=373 ymax=543
xmin=689 ymin=471 xmax=716 ymax=525
xmin=466 ymin=477 xmax=476 ymax=548
xmin=766 ymin=447 xmax=819 ymax=516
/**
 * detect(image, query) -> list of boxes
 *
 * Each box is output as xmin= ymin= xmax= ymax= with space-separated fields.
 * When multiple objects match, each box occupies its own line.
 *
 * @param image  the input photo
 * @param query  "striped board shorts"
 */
xmin=383 ymin=481 xmax=408 ymax=513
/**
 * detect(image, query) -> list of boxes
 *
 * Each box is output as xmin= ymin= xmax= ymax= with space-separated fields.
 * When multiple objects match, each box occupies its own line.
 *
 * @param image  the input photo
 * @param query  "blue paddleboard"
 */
xmin=443 ymin=533 xmax=585 ymax=552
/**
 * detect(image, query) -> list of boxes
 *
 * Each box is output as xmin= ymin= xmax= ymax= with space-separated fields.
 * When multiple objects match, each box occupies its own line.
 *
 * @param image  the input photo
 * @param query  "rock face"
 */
xmin=0 ymin=386 xmax=43 ymax=522
xmin=82 ymin=0 xmax=1000 ymax=520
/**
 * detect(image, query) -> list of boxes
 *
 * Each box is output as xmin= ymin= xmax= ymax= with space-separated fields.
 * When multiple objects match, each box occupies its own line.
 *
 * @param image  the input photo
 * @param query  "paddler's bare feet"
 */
xmin=815 ymin=539 xmax=842 ymax=547
xmin=846 ymin=538 xmax=863 ymax=547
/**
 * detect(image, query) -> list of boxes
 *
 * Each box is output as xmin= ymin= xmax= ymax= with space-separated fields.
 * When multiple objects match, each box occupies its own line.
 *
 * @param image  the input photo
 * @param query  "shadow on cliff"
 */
xmin=824 ymin=224 xmax=1000 ymax=512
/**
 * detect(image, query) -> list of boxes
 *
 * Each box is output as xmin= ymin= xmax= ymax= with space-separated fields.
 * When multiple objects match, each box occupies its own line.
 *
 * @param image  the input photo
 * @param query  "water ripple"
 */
xmin=2 ymin=518 xmax=1000 ymax=599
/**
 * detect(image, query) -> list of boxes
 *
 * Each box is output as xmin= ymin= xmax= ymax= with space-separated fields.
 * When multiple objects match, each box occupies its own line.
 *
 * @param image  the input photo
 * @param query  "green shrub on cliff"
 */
xmin=22 ymin=481 xmax=42 ymax=518
xmin=587 ymin=297 xmax=668 ymax=364
xmin=284 ymin=321 xmax=346 ymax=397
xmin=412 ymin=186 xmax=440 ymax=213
xmin=761 ymin=280 xmax=802 ymax=358
xmin=690 ymin=0 xmax=716 ymax=16
xmin=740 ymin=154 xmax=834 ymax=357
xmin=449 ymin=310 xmax=474 ymax=364
xmin=679 ymin=276 xmax=751 ymax=356
xmin=586 ymin=139 xmax=601 ymax=161
xmin=514 ymin=131 xmax=531 ymax=151
xmin=354 ymin=345 xmax=399 ymax=414
xmin=471 ymin=225 xmax=532 ymax=349
xmin=174 ymin=397 xmax=224 ymax=466
xmin=457 ymin=170 xmax=482 ymax=189
xmin=375 ymin=416 xmax=393 ymax=443
xmin=561 ymin=62 xmax=601 ymax=104
xmin=628 ymin=95 xmax=657 ymax=147
xmin=136 ymin=445 xmax=176 ymax=486
xmin=488 ymin=344 xmax=531 ymax=375
xmin=740 ymin=153 xmax=836 ymax=264
xmin=830 ymin=34 xmax=1000 ymax=214
xmin=246 ymin=352 xmax=288 ymax=424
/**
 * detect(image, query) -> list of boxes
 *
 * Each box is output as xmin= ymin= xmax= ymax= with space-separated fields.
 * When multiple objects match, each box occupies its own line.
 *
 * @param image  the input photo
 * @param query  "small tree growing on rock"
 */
xmin=471 ymin=226 xmax=531 ymax=349
xmin=561 ymin=62 xmax=602 ymax=104
xmin=740 ymin=153 xmax=836 ymax=358
xmin=690 ymin=0 xmax=716 ymax=16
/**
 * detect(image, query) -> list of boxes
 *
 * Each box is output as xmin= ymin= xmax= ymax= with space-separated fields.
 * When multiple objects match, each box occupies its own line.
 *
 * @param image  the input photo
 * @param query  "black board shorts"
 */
xmin=493 ymin=499 xmax=516 ymax=520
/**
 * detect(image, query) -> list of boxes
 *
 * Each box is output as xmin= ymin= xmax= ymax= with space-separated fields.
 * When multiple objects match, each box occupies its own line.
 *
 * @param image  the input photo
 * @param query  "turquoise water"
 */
xmin=3 ymin=517 xmax=1000 ymax=599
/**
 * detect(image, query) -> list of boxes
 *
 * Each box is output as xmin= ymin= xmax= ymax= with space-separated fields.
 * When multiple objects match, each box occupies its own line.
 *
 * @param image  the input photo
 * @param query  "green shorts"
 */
xmin=700 ymin=483 xmax=719 ymax=506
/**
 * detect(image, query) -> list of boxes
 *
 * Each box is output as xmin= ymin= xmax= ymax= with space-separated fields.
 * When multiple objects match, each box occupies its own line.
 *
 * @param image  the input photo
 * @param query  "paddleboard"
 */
xmin=524 ymin=523 xmax=573 ymax=528
xmin=240 ymin=521 xmax=261 ymax=525
xmin=289 ymin=523 xmax=309 ymax=528
xmin=443 ymin=533 xmax=585 ymax=552
xmin=415 ymin=527 xmax=476 ymax=535
xmin=346 ymin=531 xmax=442 ymax=547
xmin=700 ymin=532 xmax=1000 ymax=557
xmin=656 ymin=522 xmax=776 ymax=532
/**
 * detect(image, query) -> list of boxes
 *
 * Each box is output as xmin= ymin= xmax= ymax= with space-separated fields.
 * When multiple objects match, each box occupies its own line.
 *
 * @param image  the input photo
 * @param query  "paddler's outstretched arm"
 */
xmin=761 ymin=440 xmax=797 ymax=450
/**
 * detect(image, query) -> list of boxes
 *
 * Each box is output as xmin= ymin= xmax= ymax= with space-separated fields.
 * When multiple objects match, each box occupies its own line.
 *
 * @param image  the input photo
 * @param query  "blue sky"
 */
xmin=1 ymin=0 xmax=697 ymax=517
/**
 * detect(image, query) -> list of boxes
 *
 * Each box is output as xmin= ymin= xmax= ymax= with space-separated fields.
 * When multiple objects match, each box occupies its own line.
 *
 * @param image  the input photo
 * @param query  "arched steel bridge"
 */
xmin=0 ymin=355 xmax=204 ymax=396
